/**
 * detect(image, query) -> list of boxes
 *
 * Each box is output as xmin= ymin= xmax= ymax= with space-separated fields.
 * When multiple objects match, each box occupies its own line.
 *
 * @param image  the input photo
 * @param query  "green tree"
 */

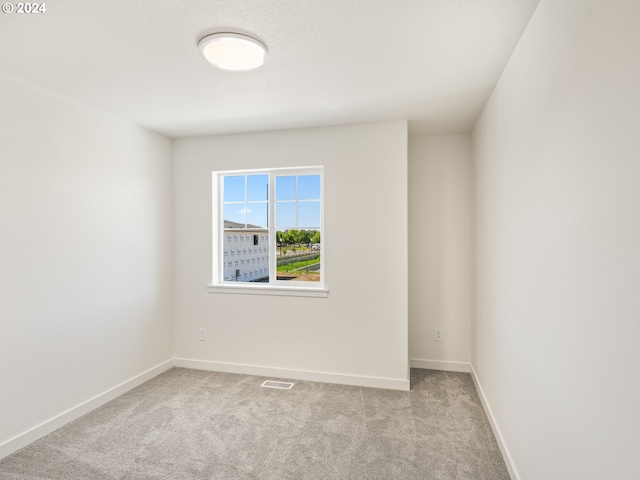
xmin=284 ymin=230 xmax=296 ymax=246
xmin=299 ymin=230 xmax=311 ymax=245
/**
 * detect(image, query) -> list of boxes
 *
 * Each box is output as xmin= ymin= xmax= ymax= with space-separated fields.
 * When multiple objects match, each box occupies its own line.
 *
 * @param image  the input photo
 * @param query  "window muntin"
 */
xmin=217 ymin=167 xmax=323 ymax=288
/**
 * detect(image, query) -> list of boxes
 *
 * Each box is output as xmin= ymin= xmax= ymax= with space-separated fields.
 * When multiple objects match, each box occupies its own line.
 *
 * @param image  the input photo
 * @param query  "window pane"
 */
xmin=224 ymin=203 xmax=245 ymax=226
xmin=247 ymin=174 xmax=268 ymax=201
xmin=298 ymin=175 xmax=320 ymax=200
xmin=223 ymin=230 xmax=269 ymax=283
xmin=276 ymin=176 xmax=296 ymax=200
xmin=298 ymin=201 xmax=320 ymax=229
xmin=276 ymin=202 xmax=296 ymax=230
xmin=276 ymin=228 xmax=320 ymax=283
xmin=246 ymin=202 xmax=268 ymax=228
xmin=224 ymin=175 xmax=245 ymax=202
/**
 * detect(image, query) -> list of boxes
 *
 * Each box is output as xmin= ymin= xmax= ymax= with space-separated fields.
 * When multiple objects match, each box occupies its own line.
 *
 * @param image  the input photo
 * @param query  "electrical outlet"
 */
xmin=435 ymin=329 xmax=443 ymax=341
xmin=199 ymin=328 xmax=206 ymax=341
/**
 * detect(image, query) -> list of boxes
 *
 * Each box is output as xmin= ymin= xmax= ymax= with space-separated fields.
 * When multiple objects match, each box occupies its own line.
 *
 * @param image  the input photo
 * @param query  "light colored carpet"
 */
xmin=0 ymin=368 xmax=510 ymax=479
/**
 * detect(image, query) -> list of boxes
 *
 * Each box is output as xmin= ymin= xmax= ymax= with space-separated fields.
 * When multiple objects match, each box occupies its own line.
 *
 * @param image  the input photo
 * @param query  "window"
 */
xmin=211 ymin=166 xmax=325 ymax=296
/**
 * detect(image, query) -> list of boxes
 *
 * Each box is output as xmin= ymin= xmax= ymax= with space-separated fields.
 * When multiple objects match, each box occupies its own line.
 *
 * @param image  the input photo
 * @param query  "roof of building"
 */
xmin=224 ymin=220 xmax=267 ymax=230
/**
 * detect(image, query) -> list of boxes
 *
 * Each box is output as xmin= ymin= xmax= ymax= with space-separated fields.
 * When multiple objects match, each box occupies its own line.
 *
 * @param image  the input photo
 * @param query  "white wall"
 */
xmin=0 ymin=73 xmax=174 ymax=454
xmin=472 ymin=1 xmax=640 ymax=478
xmin=408 ymin=135 xmax=472 ymax=371
xmin=173 ymin=121 xmax=409 ymax=389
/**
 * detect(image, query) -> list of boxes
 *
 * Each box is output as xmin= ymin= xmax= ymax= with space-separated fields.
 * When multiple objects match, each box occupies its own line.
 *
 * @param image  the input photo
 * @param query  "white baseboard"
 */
xmin=470 ymin=364 xmax=520 ymax=480
xmin=173 ymin=358 xmax=410 ymax=391
xmin=0 ymin=359 xmax=173 ymax=460
xmin=410 ymin=358 xmax=471 ymax=372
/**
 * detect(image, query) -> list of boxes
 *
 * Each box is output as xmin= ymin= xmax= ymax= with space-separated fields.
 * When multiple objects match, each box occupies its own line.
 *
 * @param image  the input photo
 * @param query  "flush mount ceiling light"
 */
xmin=198 ymin=32 xmax=267 ymax=71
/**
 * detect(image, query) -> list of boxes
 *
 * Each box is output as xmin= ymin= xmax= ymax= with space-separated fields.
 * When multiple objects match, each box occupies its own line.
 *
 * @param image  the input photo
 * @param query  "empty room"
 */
xmin=1 ymin=1 xmax=638 ymax=479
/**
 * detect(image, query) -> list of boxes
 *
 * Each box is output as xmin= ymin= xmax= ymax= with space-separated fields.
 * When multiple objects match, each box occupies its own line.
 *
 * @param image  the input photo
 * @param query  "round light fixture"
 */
xmin=198 ymin=32 xmax=267 ymax=71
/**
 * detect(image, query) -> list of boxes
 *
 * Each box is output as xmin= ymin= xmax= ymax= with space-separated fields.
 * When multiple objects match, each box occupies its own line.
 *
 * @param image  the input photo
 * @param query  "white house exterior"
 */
xmin=223 ymin=221 xmax=269 ymax=282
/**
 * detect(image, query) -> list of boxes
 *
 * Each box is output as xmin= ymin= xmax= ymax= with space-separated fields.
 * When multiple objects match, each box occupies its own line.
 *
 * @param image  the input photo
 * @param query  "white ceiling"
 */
xmin=0 ymin=0 xmax=539 ymax=138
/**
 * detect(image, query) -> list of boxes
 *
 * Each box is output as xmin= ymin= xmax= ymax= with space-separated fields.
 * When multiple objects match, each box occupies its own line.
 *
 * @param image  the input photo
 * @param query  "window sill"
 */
xmin=207 ymin=284 xmax=329 ymax=298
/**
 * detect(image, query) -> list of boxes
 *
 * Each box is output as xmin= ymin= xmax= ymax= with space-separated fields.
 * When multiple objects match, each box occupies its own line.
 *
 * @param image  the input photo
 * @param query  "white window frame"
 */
xmin=208 ymin=166 xmax=328 ymax=298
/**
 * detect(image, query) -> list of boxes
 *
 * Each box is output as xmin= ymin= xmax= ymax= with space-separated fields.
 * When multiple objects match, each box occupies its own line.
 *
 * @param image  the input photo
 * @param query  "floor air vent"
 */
xmin=261 ymin=380 xmax=295 ymax=390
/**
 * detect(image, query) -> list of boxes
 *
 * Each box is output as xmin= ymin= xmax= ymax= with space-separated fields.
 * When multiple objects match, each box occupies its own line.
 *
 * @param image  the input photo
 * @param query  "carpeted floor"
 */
xmin=0 ymin=368 xmax=510 ymax=480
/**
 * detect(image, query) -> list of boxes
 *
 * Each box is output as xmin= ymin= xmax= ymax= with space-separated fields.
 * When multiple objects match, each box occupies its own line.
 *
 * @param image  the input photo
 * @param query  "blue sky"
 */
xmin=223 ymin=174 xmax=320 ymax=230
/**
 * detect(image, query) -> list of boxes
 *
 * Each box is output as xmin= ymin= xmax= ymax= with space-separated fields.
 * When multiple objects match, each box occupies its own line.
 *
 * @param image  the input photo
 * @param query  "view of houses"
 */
xmin=223 ymin=220 xmax=320 ymax=282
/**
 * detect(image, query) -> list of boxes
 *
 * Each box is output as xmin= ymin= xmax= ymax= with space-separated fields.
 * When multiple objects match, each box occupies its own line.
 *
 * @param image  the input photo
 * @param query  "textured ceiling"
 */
xmin=0 ymin=0 xmax=539 ymax=138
